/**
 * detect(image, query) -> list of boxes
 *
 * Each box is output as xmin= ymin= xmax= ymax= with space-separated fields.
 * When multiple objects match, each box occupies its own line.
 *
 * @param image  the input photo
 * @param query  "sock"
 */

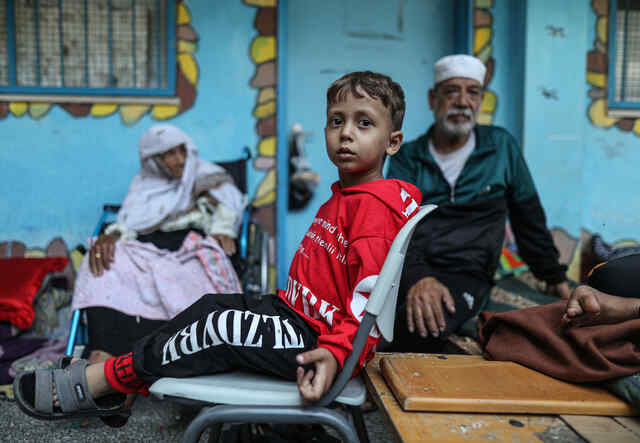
xmin=104 ymin=352 xmax=150 ymax=396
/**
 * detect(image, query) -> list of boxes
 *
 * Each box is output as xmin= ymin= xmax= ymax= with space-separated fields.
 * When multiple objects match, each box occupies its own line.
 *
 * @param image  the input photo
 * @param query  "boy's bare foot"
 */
xmin=562 ymin=285 xmax=640 ymax=327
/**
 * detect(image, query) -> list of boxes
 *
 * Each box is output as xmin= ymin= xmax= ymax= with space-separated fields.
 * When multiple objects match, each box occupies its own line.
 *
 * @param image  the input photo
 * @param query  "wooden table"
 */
xmin=364 ymin=353 xmax=640 ymax=443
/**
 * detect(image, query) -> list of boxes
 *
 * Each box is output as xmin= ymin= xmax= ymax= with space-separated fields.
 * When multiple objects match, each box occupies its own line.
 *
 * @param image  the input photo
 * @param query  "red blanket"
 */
xmin=0 ymin=257 xmax=68 ymax=329
xmin=478 ymin=301 xmax=640 ymax=382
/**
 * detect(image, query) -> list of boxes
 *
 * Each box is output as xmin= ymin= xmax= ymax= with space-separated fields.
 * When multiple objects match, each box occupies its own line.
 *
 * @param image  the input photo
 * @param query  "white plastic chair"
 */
xmin=150 ymin=204 xmax=438 ymax=443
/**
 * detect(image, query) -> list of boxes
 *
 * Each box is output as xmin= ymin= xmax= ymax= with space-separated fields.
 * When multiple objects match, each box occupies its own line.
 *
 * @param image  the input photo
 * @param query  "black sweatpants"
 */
xmin=130 ymin=294 xmax=318 ymax=385
xmin=388 ymin=271 xmax=491 ymax=353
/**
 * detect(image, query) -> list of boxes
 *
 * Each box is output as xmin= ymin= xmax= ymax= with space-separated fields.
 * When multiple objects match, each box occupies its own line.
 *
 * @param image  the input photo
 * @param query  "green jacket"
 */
xmin=388 ymin=125 xmax=566 ymax=288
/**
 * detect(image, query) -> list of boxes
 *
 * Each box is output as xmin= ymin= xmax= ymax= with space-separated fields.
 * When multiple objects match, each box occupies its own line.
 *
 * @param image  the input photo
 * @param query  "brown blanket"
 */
xmin=478 ymin=301 xmax=640 ymax=382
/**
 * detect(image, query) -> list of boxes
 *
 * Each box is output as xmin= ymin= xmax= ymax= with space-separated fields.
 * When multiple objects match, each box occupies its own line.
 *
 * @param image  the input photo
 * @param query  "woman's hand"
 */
xmin=295 ymin=347 xmax=338 ymax=403
xmin=210 ymin=234 xmax=236 ymax=256
xmin=89 ymin=234 xmax=119 ymax=276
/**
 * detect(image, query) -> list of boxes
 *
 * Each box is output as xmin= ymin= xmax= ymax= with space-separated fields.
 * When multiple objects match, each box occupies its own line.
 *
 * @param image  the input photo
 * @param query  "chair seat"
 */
xmin=149 ymin=370 xmax=367 ymax=407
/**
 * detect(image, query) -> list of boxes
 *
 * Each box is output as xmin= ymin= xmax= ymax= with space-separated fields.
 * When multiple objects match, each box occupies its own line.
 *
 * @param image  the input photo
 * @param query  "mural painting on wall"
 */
xmin=473 ymin=0 xmax=497 ymax=124
xmin=2 ymin=0 xmax=277 ymax=287
xmin=587 ymin=0 xmax=640 ymax=136
xmin=244 ymin=0 xmax=277 ymax=288
xmin=244 ymin=0 xmax=276 ymax=237
xmin=0 ymin=1 xmax=199 ymax=126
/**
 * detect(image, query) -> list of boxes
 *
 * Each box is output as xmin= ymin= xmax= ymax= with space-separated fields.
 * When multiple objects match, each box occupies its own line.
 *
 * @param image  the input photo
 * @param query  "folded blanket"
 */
xmin=73 ymin=232 xmax=241 ymax=320
xmin=478 ymin=301 xmax=640 ymax=382
xmin=0 ymin=257 xmax=69 ymax=329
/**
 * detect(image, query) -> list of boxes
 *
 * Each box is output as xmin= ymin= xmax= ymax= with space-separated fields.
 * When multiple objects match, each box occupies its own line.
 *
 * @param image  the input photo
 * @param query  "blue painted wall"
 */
xmin=521 ymin=0 xmax=640 ymax=243
xmin=283 ymin=0 xmax=456 ymax=268
xmin=5 ymin=0 xmax=637 ymax=279
xmin=490 ymin=0 xmax=526 ymax=146
xmin=0 ymin=2 xmax=260 ymax=249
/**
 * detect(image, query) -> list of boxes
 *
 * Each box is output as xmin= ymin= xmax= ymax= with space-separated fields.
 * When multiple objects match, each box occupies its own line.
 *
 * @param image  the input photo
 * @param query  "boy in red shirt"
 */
xmin=15 ymin=71 xmax=422 ymax=422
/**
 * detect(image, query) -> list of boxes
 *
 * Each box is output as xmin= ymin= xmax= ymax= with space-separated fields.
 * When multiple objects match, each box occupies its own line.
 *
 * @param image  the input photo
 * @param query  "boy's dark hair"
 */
xmin=326 ymin=71 xmax=405 ymax=131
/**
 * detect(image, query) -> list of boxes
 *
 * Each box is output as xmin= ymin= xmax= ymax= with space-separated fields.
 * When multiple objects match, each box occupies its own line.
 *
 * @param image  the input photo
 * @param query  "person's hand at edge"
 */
xmin=89 ymin=234 xmax=119 ymax=276
xmin=211 ymin=234 xmax=236 ymax=256
xmin=561 ymin=284 xmax=640 ymax=327
xmin=547 ymin=280 xmax=571 ymax=299
xmin=406 ymin=276 xmax=455 ymax=339
xmin=296 ymin=347 xmax=338 ymax=403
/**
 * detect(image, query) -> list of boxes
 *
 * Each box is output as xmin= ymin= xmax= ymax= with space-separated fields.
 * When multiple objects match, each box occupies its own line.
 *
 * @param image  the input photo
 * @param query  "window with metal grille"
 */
xmin=0 ymin=0 xmax=176 ymax=102
xmin=608 ymin=0 xmax=640 ymax=114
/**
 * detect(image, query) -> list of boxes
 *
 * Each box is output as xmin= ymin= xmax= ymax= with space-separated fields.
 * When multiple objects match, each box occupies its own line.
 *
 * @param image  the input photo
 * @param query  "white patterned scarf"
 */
xmin=117 ymin=124 xmax=245 ymax=232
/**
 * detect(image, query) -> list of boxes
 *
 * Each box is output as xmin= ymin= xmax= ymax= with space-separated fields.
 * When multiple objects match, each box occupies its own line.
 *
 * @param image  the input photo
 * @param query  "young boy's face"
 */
xmin=325 ymin=87 xmax=402 ymax=188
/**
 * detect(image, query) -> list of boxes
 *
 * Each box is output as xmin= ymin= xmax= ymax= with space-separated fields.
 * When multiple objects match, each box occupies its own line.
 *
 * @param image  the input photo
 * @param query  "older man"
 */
xmin=387 ymin=54 xmax=570 ymax=352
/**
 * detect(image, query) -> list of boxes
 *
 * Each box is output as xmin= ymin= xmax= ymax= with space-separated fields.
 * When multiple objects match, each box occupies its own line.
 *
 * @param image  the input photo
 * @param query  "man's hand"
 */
xmin=547 ymin=281 xmax=571 ymax=299
xmin=562 ymin=284 xmax=640 ymax=328
xmin=295 ymin=347 xmax=338 ymax=403
xmin=89 ymin=234 xmax=119 ymax=276
xmin=406 ymin=277 xmax=455 ymax=338
xmin=211 ymin=234 xmax=236 ymax=256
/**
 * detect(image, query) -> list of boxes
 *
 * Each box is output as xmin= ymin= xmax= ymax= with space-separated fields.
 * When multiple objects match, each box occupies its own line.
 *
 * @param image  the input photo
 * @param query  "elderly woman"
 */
xmin=72 ymin=125 xmax=246 ymax=363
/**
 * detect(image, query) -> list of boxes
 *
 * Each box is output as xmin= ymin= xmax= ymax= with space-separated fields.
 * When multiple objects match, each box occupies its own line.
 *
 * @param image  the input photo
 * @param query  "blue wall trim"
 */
xmin=0 ymin=85 xmax=176 ymax=96
xmin=276 ymin=0 xmax=289 ymax=290
xmin=454 ymin=0 xmax=473 ymax=54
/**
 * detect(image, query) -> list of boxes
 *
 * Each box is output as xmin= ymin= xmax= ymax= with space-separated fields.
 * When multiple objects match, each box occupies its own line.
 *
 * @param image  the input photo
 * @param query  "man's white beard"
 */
xmin=437 ymin=107 xmax=476 ymax=138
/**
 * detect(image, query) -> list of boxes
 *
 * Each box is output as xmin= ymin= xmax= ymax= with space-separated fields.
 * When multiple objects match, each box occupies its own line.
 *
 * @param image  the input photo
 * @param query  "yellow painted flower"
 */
xmin=258 ymin=136 xmax=276 ymax=157
xmin=177 ymin=3 xmax=191 ymax=25
xmin=120 ymin=104 xmax=150 ymax=126
xmin=253 ymin=100 xmax=276 ymax=119
xmin=28 ymin=103 xmax=51 ymax=118
xmin=244 ymin=0 xmax=276 ymax=7
xmin=597 ymin=17 xmax=607 ymax=44
xmin=588 ymin=99 xmax=617 ymax=128
xmin=586 ymin=72 xmax=606 ymax=88
xmin=257 ymin=87 xmax=276 ymax=104
xmin=250 ymin=36 xmax=276 ymax=64
xmin=253 ymin=169 xmax=276 ymax=207
xmin=90 ymin=104 xmax=118 ymax=117
xmin=178 ymin=53 xmax=198 ymax=84
xmin=152 ymin=105 xmax=180 ymax=120
xmin=474 ymin=27 xmax=491 ymax=54
xmin=9 ymin=102 xmax=28 ymax=117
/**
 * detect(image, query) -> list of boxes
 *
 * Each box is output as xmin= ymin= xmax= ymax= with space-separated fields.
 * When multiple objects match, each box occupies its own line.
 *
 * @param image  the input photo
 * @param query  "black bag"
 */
xmin=288 ymin=124 xmax=318 ymax=211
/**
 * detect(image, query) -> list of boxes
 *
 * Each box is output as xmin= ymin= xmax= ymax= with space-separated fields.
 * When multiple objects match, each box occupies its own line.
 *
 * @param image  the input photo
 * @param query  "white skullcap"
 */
xmin=434 ymin=54 xmax=486 ymax=86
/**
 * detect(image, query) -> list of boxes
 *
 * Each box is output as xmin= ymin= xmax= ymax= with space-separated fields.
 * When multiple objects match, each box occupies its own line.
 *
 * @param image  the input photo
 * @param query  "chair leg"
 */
xmin=348 ymin=405 xmax=370 ymax=443
xmin=181 ymin=404 xmax=360 ymax=443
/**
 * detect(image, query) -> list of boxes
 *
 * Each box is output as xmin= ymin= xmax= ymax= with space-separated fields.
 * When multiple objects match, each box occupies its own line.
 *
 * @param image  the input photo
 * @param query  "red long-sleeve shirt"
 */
xmin=277 ymin=179 xmax=421 ymax=371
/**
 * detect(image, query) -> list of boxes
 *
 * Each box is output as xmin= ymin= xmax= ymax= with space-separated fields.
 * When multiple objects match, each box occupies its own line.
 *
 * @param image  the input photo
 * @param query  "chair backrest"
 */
xmin=317 ymin=204 xmax=437 ymax=406
xmin=216 ymin=146 xmax=251 ymax=194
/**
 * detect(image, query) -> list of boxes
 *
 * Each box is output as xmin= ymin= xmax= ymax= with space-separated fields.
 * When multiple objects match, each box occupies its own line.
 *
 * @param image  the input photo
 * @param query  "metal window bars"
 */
xmin=0 ymin=0 xmax=175 ymax=96
xmin=614 ymin=0 xmax=640 ymax=103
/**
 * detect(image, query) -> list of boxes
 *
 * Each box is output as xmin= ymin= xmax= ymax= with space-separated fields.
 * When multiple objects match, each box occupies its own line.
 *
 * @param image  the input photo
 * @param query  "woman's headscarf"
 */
xmin=117 ymin=124 xmax=244 ymax=232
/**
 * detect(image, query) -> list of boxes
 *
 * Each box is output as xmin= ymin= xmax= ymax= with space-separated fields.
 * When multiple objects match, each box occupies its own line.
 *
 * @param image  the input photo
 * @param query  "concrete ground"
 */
xmin=1 ymin=394 xmax=394 ymax=443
